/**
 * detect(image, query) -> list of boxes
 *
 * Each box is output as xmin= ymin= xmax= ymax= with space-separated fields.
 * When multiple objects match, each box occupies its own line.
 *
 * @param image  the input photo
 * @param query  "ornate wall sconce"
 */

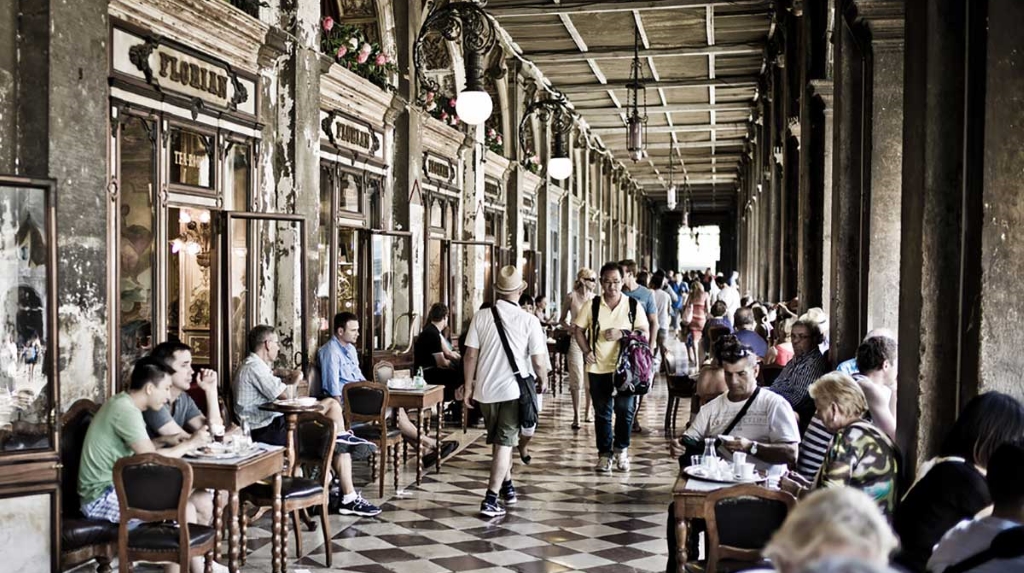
xmin=518 ymin=98 xmax=574 ymax=181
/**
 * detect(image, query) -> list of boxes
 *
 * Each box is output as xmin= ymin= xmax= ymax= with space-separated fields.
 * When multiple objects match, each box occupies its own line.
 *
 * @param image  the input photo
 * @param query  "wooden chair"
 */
xmin=372 ymin=360 xmax=395 ymax=385
xmin=112 ymin=454 xmax=216 ymax=573
xmin=60 ymin=399 xmax=117 ymax=573
xmin=344 ymin=381 xmax=402 ymax=498
xmin=241 ymin=413 xmax=335 ymax=567
xmin=662 ymin=353 xmax=697 ymax=434
xmin=759 ymin=364 xmax=784 ymax=387
xmin=703 ymin=484 xmax=797 ymax=572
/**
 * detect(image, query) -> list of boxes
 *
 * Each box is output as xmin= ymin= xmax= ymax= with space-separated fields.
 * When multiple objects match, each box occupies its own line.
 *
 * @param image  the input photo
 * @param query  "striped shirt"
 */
xmin=771 ymin=348 xmax=830 ymax=408
xmin=797 ymin=416 xmax=834 ymax=479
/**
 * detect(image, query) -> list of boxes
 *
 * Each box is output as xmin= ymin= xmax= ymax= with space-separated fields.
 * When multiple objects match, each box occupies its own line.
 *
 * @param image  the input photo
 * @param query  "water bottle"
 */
xmin=702 ymin=437 xmax=718 ymax=468
xmin=242 ymin=420 xmax=252 ymax=447
xmin=414 ymin=367 xmax=426 ymax=389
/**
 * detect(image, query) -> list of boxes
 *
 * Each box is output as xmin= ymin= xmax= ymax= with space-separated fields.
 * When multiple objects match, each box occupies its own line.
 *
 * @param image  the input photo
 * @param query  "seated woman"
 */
xmin=892 ymin=392 xmax=1024 ymax=572
xmin=766 ymin=318 xmax=795 ymax=366
xmin=781 ymin=373 xmax=899 ymax=517
xmin=762 ymin=488 xmax=899 ymax=573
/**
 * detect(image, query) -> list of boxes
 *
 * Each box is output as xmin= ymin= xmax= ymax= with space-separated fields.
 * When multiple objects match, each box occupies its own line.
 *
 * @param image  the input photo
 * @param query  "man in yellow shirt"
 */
xmin=572 ymin=262 xmax=650 ymax=472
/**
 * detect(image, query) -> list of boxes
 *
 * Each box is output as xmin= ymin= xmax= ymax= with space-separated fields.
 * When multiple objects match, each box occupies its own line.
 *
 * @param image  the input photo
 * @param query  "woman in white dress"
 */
xmin=559 ymin=268 xmax=597 ymax=430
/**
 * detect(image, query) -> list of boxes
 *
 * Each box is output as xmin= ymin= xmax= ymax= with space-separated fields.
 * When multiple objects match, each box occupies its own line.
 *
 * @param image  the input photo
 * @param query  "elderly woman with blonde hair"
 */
xmin=782 ymin=373 xmax=900 ymax=516
xmin=759 ymin=487 xmax=899 ymax=573
xmin=560 ymin=267 xmax=598 ymax=430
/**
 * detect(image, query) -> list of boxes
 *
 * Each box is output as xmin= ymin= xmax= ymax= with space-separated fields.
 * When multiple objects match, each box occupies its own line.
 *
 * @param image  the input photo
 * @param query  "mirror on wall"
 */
xmin=0 ymin=177 xmax=57 ymax=453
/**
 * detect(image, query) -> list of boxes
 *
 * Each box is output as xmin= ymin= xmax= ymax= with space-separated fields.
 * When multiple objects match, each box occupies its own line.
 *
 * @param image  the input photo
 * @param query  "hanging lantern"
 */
xmin=625 ymin=22 xmax=648 ymax=162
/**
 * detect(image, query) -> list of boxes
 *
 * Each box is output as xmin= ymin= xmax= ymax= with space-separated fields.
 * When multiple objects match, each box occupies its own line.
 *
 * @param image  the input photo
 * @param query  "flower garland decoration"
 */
xmin=486 ymin=127 xmax=504 ymax=155
xmin=423 ymin=91 xmax=462 ymax=128
xmin=524 ymin=154 xmax=541 ymax=175
xmin=320 ymin=17 xmax=398 ymax=93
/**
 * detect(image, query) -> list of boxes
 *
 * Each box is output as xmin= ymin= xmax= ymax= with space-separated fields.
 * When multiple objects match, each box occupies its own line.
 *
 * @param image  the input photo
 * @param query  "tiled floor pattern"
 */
xmin=235 ymin=377 xmax=679 ymax=573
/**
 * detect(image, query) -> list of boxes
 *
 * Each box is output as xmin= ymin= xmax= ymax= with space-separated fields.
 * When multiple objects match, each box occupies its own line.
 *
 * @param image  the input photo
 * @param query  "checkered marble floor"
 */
xmin=228 ymin=378 xmax=679 ymax=573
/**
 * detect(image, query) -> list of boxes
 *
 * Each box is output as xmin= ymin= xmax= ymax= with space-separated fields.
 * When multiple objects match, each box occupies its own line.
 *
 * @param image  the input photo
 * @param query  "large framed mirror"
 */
xmin=0 ymin=176 xmax=58 ymax=456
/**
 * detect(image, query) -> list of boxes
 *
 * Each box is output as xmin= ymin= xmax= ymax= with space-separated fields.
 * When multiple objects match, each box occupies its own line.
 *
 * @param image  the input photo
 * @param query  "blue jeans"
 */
xmin=588 ymin=372 xmax=636 ymax=455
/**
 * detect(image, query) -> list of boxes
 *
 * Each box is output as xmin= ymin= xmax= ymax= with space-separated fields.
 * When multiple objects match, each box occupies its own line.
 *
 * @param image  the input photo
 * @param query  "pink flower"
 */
xmin=322 ymin=16 xmax=334 ymax=32
xmin=356 ymin=51 xmax=369 ymax=64
xmin=452 ymin=117 xmax=460 ymax=125
xmin=426 ymin=92 xmax=435 ymax=102
xmin=496 ymin=135 xmax=503 ymax=144
xmin=375 ymin=53 xmax=387 ymax=66
xmin=448 ymin=98 xmax=457 ymax=108
xmin=336 ymin=45 xmax=348 ymax=58
xmin=487 ymin=128 xmax=495 ymax=137
xmin=440 ymin=111 xmax=448 ymax=120
xmin=360 ymin=42 xmax=372 ymax=54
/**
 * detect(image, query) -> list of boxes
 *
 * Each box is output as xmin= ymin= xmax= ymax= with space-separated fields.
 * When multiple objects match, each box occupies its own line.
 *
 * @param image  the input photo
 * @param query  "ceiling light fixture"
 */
xmin=666 ymin=139 xmax=677 ymax=210
xmin=626 ymin=21 xmax=648 ymax=162
xmin=414 ymin=1 xmax=498 ymax=126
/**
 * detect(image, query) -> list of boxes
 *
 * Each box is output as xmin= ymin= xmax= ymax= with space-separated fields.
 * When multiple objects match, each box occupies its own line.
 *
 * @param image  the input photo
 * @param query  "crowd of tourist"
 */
xmin=75 ymin=262 xmax=1024 ymax=573
xmin=652 ymin=270 xmax=1024 ymax=573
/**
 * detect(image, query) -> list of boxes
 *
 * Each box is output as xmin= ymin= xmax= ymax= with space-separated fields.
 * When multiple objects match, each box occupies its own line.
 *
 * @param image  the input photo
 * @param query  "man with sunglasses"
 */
xmin=573 ymin=262 xmax=650 ymax=473
xmin=666 ymin=336 xmax=800 ymax=570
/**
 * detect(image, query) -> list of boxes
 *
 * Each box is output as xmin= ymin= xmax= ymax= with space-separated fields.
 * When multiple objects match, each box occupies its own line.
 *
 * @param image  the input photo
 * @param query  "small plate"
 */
xmin=274 ymin=397 xmax=318 ymax=407
xmin=186 ymin=443 xmax=260 ymax=459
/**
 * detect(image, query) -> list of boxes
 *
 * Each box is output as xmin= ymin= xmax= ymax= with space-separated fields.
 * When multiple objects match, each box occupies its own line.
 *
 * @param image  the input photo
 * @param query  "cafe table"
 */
xmin=187 ymin=444 xmax=286 ymax=573
xmin=387 ymin=383 xmax=445 ymax=484
xmin=259 ymin=400 xmax=323 ymax=470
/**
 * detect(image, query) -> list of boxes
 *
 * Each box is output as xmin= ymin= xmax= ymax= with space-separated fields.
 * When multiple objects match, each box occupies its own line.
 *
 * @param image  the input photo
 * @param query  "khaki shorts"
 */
xmin=480 ymin=399 xmax=520 ymax=447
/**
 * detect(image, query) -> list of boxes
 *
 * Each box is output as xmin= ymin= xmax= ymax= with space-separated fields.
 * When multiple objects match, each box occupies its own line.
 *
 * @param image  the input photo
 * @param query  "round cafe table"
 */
xmin=258 ymin=400 xmax=323 ymax=471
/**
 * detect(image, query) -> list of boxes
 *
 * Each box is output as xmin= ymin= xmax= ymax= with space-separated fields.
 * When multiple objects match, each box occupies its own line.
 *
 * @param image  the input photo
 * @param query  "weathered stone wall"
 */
xmin=51 ymin=0 xmax=110 ymax=408
xmin=0 ymin=1 xmax=16 ymax=173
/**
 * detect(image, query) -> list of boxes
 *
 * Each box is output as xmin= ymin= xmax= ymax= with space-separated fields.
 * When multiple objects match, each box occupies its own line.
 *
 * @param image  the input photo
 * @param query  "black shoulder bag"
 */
xmin=677 ymin=388 xmax=762 ymax=469
xmin=491 ymin=306 xmax=539 ymax=428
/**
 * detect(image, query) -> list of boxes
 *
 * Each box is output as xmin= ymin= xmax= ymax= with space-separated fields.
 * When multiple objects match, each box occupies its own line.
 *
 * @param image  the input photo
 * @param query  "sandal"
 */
xmin=571 ymin=421 xmax=581 ymax=430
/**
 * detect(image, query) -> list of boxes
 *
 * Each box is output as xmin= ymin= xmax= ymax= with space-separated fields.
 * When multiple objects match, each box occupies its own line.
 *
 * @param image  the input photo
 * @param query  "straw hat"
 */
xmin=495 ymin=265 xmax=524 ymax=295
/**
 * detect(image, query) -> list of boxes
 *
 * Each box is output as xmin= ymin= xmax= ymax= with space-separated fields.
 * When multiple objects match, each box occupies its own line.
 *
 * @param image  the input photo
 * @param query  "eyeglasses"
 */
xmin=582 ymin=277 xmax=596 ymax=282
xmin=601 ymin=280 xmax=622 ymax=286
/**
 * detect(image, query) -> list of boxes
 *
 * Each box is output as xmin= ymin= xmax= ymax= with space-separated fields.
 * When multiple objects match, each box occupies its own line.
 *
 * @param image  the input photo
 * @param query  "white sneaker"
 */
xmin=594 ymin=455 xmax=613 ymax=472
xmin=614 ymin=451 xmax=631 ymax=472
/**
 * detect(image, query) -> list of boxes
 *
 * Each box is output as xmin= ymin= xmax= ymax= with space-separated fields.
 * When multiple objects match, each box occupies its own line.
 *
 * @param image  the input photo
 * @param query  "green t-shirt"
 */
xmin=78 ymin=392 xmax=150 ymax=505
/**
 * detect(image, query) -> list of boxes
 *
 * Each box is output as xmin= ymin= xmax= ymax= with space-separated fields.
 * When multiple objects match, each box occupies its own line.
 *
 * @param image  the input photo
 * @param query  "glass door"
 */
xmin=366 ymin=231 xmax=414 ymax=361
xmin=221 ymin=213 xmax=308 ymax=391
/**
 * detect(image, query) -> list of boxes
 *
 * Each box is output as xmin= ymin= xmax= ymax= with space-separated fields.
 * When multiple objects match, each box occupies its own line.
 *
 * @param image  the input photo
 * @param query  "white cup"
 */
xmin=738 ymin=462 xmax=755 ymax=480
xmin=732 ymin=452 xmax=747 ymax=474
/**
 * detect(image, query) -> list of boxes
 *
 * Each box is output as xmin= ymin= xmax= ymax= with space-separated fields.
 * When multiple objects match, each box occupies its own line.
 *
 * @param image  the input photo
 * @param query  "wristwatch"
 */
xmin=749 ymin=441 xmax=759 ymax=456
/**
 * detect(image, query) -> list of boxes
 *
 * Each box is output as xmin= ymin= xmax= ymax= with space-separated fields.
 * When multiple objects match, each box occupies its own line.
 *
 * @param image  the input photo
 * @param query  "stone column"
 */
xmin=505 ymin=63 xmax=526 ymax=274
xmin=898 ymin=0 xmax=971 ymax=468
xmin=859 ymin=3 xmax=905 ymax=333
xmin=974 ymin=0 xmax=1024 ymax=400
xmin=461 ymin=130 xmax=486 ymax=315
xmin=51 ymin=0 xmax=110 ymax=405
xmin=829 ymin=14 xmax=867 ymax=363
xmin=393 ymin=0 xmax=425 ymax=318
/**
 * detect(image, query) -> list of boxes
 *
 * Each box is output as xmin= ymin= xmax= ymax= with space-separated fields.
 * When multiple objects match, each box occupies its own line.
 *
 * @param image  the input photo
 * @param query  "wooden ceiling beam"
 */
xmin=576 ymin=102 xmax=752 ymax=114
xmin=489 ymin=0 xmax=767 ymax=18
xmin=555 ymin=76 xmax=756 ymax=95
xmin=524 ymin=42 xmax=763 ymax=63
xmin=590 ymin=122 xmax=747 ymax=135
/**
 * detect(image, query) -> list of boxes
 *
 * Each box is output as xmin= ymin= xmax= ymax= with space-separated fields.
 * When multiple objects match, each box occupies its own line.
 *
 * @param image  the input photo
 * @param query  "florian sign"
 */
xmin=424 ymin=153 xmax=456 ymax=184
xmin=111 ymin=24 xmax=257 ymax=118
xmin=320 ymin=110 xmax=382 ymax=160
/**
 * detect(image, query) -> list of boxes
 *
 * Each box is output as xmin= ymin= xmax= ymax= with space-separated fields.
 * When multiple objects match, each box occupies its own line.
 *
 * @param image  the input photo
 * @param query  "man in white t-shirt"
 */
xmin=666 ymin=335 xmax=800 ymax=567
xmin=928 ymin=441 xmax=1024 ymax=573
xmin=463 ymin=266 xmax=549 ymax=518
xmin=713 ymin=275 xmax=741 ymax=321
xmin=673 ymin=335 xmax=800 ymax=470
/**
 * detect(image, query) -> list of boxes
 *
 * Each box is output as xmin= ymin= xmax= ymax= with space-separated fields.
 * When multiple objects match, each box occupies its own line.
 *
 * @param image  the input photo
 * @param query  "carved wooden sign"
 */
xmin=423 ymin=152 xmax=456 ymax=186
xmin=112 ymin=25 xmax=256 ymax=118
xmin=320 ymin=110 xmax=383 ymax=160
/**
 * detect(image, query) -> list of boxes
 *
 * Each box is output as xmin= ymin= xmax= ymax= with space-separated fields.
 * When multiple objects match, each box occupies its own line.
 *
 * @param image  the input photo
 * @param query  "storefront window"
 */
xmin=370 ymin=234 xmax=412 ymax=352
xmin=228 ymin=218 xmax=248 ymax=369
xmin=336 ymin=228 xmax=360 ymax=314
xmin=317 ymin=164 xmax=333 ymax=346
xmin=224 ymin=143 xmax=250 ymax=211
xmin=169 ymin=128 xmax=214 ymax=188
xmin=339 ymin=170 xmax=362 ymax=214
xmin=118 ymin=115 xmax=156 ymax=384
